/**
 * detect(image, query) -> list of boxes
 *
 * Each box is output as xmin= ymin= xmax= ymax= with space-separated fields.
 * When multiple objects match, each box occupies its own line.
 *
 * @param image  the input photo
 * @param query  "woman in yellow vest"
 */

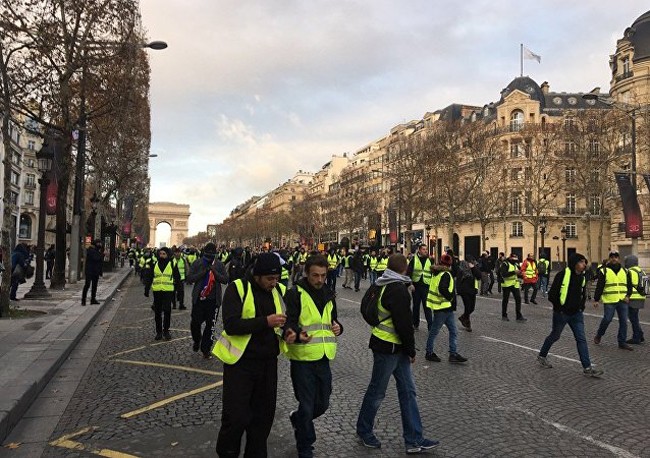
xmin=144 ymin=247 xmax=180 ymax=341
xmin=215 ymin=252 xmax=289 ymax=458
xmin=284 ymin=254 xmax=342 ymax=458
xmin=537 ymin=253 xmax=603 ymax=377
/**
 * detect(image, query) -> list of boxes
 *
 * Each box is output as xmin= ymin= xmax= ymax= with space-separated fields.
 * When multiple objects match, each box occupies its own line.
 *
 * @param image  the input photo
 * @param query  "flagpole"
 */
xmin=520 ymin=43 xmax=523 ymax=77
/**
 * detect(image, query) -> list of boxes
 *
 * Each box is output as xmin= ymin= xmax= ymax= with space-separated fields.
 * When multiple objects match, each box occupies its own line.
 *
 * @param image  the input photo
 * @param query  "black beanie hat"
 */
xmin=253 ymin=252 xmax=281 ymax=276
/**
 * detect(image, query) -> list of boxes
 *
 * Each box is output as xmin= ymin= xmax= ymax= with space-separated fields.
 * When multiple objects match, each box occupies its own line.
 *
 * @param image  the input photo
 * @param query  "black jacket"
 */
xmin=430 ymin=265 xmax=456 ymax=312
xmin=221 ymin=276 xmax=283 ymax=360
xmin=187 ymin=257 xmax=229 ymax=306
xmin=457 ymin=263 xmax=482 ymax=296
xmin=85 ymin=246 xmax=103 ymax=278
xmin=548 ymin=268 xmax=587 ymax=314
xmin=593 ymin=262 xmax=632 ymax=302
xmin=369 ymin=281 xmax=416 ymax=358
xmin=144 ymin=258 xmax=181 ymax=289
xmin=284 ymin=278 xmax=342 ymax=346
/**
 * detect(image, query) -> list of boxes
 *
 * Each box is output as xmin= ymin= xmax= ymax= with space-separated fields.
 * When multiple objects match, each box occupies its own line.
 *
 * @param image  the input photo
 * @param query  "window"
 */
xmin=510 ymin=192 xmax=521 ymax=215
xmin=564 ymin=117 xmax=575 ymax=129
xmin=510 ymin=143 xmax=522 ymax=158
xmin=622 ymin=56 xmax=630 ymax=75
xmin=24 ymin=191 xmax=34 ymax=205
xmin=589 ymin=139 xmax=600 ymax=158
xmin=565 ymin=193 xmax=576 ymax=214
xmin=19 ymin=215 xmax=32 ymax=239
xmin=589 ymin=195 xmax=601 ymax=215
xmin=565 ymin=168 xmax=576 ymax=184
xmin=510 ymin=168 xmax=522 ymax=181
xmin=510 ymin=110 xmax=524 ymax=132
xmin=10 ymin=171 xmax=19 ymax=185
xmin=28 ymin=140 xmax=35 ymax=151
xmin=564 ymin=141 xmax=576 ymax=154
xmin=565 ymin=222 xmax=577 ymax=238
xmin=10 ymin=191 xmax=18 ymax=205
xmin=25 ymin=174 xmax=36 ymax=187
xmin=511 ymin=221 xmax=524 ymax=237
xmin=12 ymin=152 xmax=20 ymax=165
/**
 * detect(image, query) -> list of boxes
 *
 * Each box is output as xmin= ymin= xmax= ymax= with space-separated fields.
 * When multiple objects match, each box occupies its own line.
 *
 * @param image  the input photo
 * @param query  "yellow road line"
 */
xmin=152 ymin=336 xmax=191 ymax=345
xmin=112 ymin=358 xmax=223 ymax=376
xmin=120 ymin=381 xmax=223 ymax=419
xmin=168 ymin=328 xmax=191 ymax=332
xmin=107 ymin=336 xmax=191 ymax=358
xmin=49 ymin=426 xmax=138 ymax=457
xmin=107 ymin=345 xmax=148 ymax=358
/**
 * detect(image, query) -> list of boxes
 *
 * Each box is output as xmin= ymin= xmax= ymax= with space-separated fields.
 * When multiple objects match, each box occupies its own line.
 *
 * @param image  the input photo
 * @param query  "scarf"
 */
xmin=200 ymin=257 xmax=216 ymax=300
xmin=375 ymin=268 xmax=412 ymax=286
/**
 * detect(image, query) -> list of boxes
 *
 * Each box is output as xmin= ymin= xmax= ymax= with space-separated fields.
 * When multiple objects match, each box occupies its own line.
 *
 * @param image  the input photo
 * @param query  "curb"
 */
xmin=0 ymin=269 xmax=132 ymax=444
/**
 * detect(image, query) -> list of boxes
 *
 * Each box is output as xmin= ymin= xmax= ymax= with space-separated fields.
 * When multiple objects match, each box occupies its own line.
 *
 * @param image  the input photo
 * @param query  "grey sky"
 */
xmin=140 ymin=1 xmax=649 ymax=235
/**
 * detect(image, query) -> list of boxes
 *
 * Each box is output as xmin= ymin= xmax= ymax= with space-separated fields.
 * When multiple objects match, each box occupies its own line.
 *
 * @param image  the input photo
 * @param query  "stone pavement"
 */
xmin=0 ymin=265 xmax=132 ymax=444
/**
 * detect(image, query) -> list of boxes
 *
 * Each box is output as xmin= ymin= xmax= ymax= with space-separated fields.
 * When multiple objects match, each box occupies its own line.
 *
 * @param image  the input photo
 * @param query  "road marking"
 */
xmin=107 ymin=345 xmax=148 ymax=358
xmin=49 ymin=426 xmax=138 ymax=457
xmin=151 ymin=336 xmax=191 ymax=346
xmin=112 ymin=359 xmax=223 ymax=376
xmin=480 ymin=335 xmax=581 ymax=363
xmin=120 ymin=381 xmax=223 ymax=419
xmin=107 ymin=336 xmax=191 ymax=358
xmin=498 ymin=407 xmax=640 ymax=458
xmin=168 ymin=328 xmax=191 ymax=332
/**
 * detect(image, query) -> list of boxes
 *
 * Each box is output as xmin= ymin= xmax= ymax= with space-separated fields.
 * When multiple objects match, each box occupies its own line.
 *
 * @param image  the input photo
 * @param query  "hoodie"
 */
xmin=548 ymin=253 xmax=587 ymax=314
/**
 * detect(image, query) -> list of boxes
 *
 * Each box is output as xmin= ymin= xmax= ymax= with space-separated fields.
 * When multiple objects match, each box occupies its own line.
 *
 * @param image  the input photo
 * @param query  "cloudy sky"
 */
xmin=140 ymin=0 xmax=649 ymax=236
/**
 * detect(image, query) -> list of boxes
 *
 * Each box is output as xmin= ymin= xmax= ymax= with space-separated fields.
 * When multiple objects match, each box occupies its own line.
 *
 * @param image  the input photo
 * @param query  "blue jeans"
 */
xmin=537 ymin=276 xmax=549 ymax=295
xmin=290 ymin=359 xmax=332 ymax=457
xmin=354 ymin=271 xmax=361 ymax=290
xmin=356 ymin=352 xmax=424 ymax=448
xmin=539 ymin=311 xmax=591 ymax=368
xmin=425 ymin=310 xmax=458 ymax=354
xmin=596 ymin=301 xmax=629 ymax=345
xmin=369 ymin=271 xmax=378 ymax=285
xmin=411 ymin=284 xmax=433 ymax=330
xmin=628 ymin=308 xmax=645 ymax=342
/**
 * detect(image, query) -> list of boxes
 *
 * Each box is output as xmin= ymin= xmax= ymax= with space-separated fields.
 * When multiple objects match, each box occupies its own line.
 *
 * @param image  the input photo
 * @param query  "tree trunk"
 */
xmin=50 ymin=172 xmax=70 ymax=289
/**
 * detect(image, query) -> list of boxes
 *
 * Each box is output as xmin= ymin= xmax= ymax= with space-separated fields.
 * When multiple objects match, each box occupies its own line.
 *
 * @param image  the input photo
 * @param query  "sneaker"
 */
xmin=289 ymin=410 xmax=298 ymax=431
xmin=155 ymin=332 xmax=163 ymax=341
xmin=81 ymin=301 xmax=86 ymax=306
xmin=593 ymin=335 xmax=601 ymax=344
xmin=425 ymin=352 xmax=441 ymax=362
xmin=537 ymin=355 xmax=553 ymax=368
xmin=501 ymin=316 xmax=510 ymax=321
xmin=626 ymin=339 xmax=641 ymax=345
xmin=202 ymin=352 xmax=211 ymax=359
xmin=583 ymin=366 xmax=604 ymax=377
xmin=90 ymin=300 xmax=100 ymax=305
xmin=406 ymin=444 xmax=423 ymax=454
xmin=516 ymin=316 xmax=527 ymax=322
xmin=358 ymin=434 xmax=381 ymax=449
xmin=449 ymin=353 xmax=467 ymax=363
xmin=417 ymin=439 xmax=440 ymax=450
xmin=531 ymin=300 xmax=538 ymax=304
xmin=618 ymin=343 xmax=634 ymax=351
xmin=163 ymin=331 xmax=172 ymax=341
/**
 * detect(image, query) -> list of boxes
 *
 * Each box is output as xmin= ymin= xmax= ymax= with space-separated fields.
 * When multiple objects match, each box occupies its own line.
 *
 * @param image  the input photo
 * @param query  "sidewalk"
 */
xmin=0 ymin=265 xmax=132 ymax=444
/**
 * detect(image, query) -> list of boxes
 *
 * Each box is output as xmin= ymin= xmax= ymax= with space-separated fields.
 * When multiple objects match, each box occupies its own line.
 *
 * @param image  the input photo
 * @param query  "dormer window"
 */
xmin=510 ymin=110 xmax=524 ymax=132
xmin=622 ymin=56 xmax=630 ymax=74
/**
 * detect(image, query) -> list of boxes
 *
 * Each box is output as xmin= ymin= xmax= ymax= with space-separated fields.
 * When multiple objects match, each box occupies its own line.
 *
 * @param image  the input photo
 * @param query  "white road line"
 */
xmin=499 ymin=407 xmax=641 ymax=458
xmin=480 ymin=335 xmax=581 ymax=363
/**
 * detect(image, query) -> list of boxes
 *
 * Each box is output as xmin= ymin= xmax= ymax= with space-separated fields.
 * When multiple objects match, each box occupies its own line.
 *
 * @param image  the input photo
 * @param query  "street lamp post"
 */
xmin=539 ymin=216 xmax=547 ymax=259
xmin=89 ymin=192 xmax=99 ymax=239
xmin=24 ymin=137 xmax=55 ymax=298
xmin=425 ymin=224 xmax=432 ymax=253
xmin=560 ymin=226 xmax=567 ymax=266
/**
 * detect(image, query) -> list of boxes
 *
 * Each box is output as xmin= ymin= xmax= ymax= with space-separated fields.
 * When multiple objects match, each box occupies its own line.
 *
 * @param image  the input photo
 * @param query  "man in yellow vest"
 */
xmin=499 ymin=253 xmax=526 ymax=322
xmin=368 ymin=249 xmax=379 ymax=285
xmin=171 ymin=247 xmax=189 ymax=310
xmin=537 ymin=253 xmax=603 ymax=376
xmin=520 ymin=253 xmax=539 ymax=304
xmin=624 ymin=254 xmax=645 ymax=344
xmin=424 ymin=254 xmax=468 ymax=363
xmin=144 ymin=247 xmax=180 ymax=341
xmin=593 ymin=251 xmax=633 ymax=350
xmin=407 ymin=244 xmax=433 ymax=331
xmin=356 ymin=254 xmax=439 ymax=454
xmin=284 ymin=255 xmax=342 ymax=458
xmin=214 ymin=252 xmax=289 ymax=458
xmin=325 ymin=247 xmax=340 ymax=293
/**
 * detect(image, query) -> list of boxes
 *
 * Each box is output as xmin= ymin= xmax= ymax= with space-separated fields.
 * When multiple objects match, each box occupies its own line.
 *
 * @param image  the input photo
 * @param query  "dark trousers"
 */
xmin=459 ymin=293 xmax=476 ymax=321
xmin=326 ymin=270 xmax=338 ymax=292
xmin=488 ymin=271 xmax=495 ymax=293
xmin=217 ymin=358 xmax=278 ymax=458
xmin=82 ymin=275 xmax=99 ymax=303
xmin=523 ymin=283 xmax=538 ymax=302
xmin=10 ymin=278 xmax=20 ymax=300
xmin=191 ymin=299 xmax=218 ymax=354
xmin=172 ymin=281 xmax=185 ymax=308
xmin=152 ymin=290 xmax=173 ymax=333
xmin=501 ymin=285 xmax=522 ymax=318
xmin=290 ymin=359 xmax=332 ymax=457
xmin=354 ymin=271 xmax=361 ymax=291
xmin=411 ymin=283 xmax=432 ymax=330
xmin=46 ymin=261 xmax=54 ymax=279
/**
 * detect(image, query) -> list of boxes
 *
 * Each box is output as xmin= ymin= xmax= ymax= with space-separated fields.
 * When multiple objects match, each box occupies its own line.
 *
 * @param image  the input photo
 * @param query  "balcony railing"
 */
xmin=615 ymin=70 xmax=633 ymax=82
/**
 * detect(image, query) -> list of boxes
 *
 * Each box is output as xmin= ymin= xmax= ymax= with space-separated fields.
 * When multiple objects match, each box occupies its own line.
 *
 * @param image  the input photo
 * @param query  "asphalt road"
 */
xmin=26 ymin=273 xmax=650 ymax=457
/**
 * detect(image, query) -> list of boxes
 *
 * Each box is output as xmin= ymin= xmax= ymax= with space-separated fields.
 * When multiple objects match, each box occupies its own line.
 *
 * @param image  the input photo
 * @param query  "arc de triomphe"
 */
xmin=148 ymin=202 xmax=191 ymax=247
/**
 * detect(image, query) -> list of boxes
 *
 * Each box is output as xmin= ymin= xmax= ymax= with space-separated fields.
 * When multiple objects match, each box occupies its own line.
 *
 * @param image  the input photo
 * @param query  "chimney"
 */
xmin=541 ymin=81 xmax=550 ymax=95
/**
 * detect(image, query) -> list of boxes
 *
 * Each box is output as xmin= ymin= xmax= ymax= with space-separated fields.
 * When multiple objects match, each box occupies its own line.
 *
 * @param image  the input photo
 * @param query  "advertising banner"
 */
xmin=615 ymin=172 xmax=642 ymax=238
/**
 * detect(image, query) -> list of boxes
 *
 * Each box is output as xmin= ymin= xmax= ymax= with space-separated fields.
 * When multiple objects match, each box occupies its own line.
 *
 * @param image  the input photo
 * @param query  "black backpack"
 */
xmin=360 ymin=284 xmax=385 ymax=326
xmin=227 ymin=258 xmax=246 ymax=282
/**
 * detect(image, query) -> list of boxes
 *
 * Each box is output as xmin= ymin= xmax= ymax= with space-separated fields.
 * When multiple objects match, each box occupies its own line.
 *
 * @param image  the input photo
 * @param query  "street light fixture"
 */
xmin=539 ymin=216 xmax=547 ymax=259
xmin=24 ymin=136 xmax=55 ymax=298
xmin=89 ymin=192 xmax=100 ymax=239
xmin=560 ymin=226 xmax=567 ymax=266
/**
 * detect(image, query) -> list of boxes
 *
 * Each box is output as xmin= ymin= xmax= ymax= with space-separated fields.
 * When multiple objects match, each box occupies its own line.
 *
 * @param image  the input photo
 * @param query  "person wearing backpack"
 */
xmin=356 ymin=254 xmax=439 ymax=454
xmin=406 ymin=243 xmax=433 ymax=331
xmin=624 ymin=255 xmax=645 ymax=344
xmin=284 ymin=254 xmax=342 ymax=458
xmin=537 ymin=255 xmax=551 ymax=298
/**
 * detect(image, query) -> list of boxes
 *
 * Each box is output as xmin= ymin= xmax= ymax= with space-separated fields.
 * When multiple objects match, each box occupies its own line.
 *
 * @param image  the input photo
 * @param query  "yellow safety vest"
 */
xmin=212 ymin=280 xmax=286 ymax=364
xmin=281 ymin=264 xmax=289 ymax=281
xmin=369 ymin=256 xmax=378 ymax=270
xmin=628 ymin=266 xmax=646 ymax=301
xmin=187 ymin=253 xmax=197 ymax=265
xmin=284 ymin=286 xmax=337 ymax=361
xmin=559 ymin=267 xmax=586 ymax=306
xmin=427 ymin=271 xmax=454 ymax=311
xmin=327 ymin=254 xmax=339 ymax=270
xmin=500 ymin=263 xmax=518 ymax=288
xmin=371 ymin=287 xmax=400 ymax=344
xmin=152 ymin=261 xmax=175 ymax=292
xmin=410 ymin=256 xmax=432 ymax=285
xmin=173 ymin=257 xmax=186 ymax=281
xmin=376 ymin=257 xmax=388 ymax=272
xmin=219 ymin=252 xmax=229 ymax=263
xmin=299 ymin=252 xmax=308 ymax=263
xmin=601 ymin=267 xmax=628 ymax=304
xmin=525 ymin=261 xmax=537 ymax=279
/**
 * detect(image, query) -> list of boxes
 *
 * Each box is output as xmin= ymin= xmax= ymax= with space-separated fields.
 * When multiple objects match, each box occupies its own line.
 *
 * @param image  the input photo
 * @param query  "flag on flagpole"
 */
xmin=523 ymin=46 xmax=541 ymax=63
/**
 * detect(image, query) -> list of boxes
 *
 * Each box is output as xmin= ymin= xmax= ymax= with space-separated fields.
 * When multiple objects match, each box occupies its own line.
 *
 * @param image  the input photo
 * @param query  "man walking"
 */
xmin=520 ymin=253 xmax=539 ymax=304
xmin=499 ymin=253 xmax=526 ymax=322
xmin=624 ymin=254 xmax=645 ymax=344
xmin=82 ymin=240 xmax=104 ymax=306
xmin=537 ymin=254 xmax=551 ymax=297
xmin=537 ymin=253 xmax=603 ymax=377
xmin=284 ymin=255 xmax=342 ymax=458
xmin=356 ymin=254 xmax=439 ymax=454
xmin=407 ymin=243 xmax=433 ymax=331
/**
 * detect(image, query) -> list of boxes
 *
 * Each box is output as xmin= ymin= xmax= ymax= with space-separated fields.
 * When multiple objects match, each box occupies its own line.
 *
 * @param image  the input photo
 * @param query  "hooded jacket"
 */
xmin=548 ymin=253 xmax=587 ymax=314
xmin=430 ymin=264 xmax=456 ymax=312
xmin=593 ymin=260 xmax=632 ymax=302
xmin=284 ymin=277 xmax=342 ymax=344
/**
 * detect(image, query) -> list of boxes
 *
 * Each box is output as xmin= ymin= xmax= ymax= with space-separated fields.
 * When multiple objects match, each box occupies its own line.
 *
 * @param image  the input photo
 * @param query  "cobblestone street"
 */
xmin=24 ymin=274 xmax=650 ymax=457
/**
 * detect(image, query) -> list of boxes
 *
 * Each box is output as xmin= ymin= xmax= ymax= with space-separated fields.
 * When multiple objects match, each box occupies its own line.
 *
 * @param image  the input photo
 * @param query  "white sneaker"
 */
xmin=537 ymin=355 xmax=553 ymax=368
xmin=583 ymin=366 xmax=603 ymax=377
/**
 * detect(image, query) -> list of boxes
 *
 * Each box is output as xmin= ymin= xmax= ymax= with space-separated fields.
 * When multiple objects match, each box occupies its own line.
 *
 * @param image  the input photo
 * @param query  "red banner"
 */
xmin=45 ymin=177 xmax=57 ymax=215
xmin=122 ymin=220 xmax=132 ymax=236
xmin=615 ymin=172 xmax=642 ymax=238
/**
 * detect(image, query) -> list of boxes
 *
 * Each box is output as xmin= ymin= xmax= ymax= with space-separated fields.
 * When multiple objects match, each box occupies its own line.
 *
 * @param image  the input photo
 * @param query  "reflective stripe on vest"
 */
xmin=371 ymin=287 xmax=400 ymax=344
xmin=500 ymin=263 xmax=518 ymax=288
xmin=629 ymin=266 xmax=646 ymax=300
xmin=327 ymin=255 xmax=339 ymax=269
xmin=281 ymin=265 xmax=289 ymax=281
xmin=369 ymin=257 xmax=378 ymax=270
xmin=212 ymin=280 xmax=286 ymax=364
xmin=559 ymin=267 xmax=586 ymax=306
xmin=427 ymin=271 xmax=454 ymax=310
xmin=601 ymin=267 xmax=628 ymax=304
xmin=411 ymin=256 xmax=432 ymax=285
xmin=525 ymin=261 xmax=536 ymax=279
xmin=376 ymin=258 xmax=388 ymax=272
xmin=174 ymin=257 xmax=186 ymax=280
xmin=299 ymin=253 xmax=308 ymax=263
xmin=285 ymin=286 xmax=337 ymax=361
xmin=152 ymin=262 xmax=174 ymax=292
